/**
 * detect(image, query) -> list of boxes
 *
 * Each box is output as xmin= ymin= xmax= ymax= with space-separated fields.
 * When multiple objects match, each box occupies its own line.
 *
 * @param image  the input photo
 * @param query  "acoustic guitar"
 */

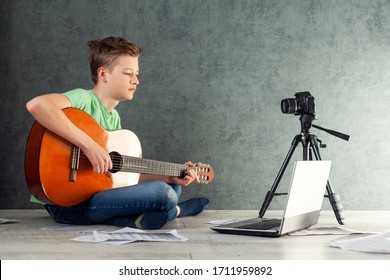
xmin=25 ymin=108 xmax=214 ymax=206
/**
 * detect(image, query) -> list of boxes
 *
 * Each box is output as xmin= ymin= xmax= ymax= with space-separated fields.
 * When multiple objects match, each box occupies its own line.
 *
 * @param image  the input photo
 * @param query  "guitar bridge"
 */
xmin=69 ymin=145 xmax=81 ymax=182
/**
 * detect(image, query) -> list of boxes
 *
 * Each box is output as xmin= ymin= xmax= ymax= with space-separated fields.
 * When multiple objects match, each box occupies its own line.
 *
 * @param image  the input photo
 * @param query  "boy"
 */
xmin=26 ymin=36 xmax=209 ymax=229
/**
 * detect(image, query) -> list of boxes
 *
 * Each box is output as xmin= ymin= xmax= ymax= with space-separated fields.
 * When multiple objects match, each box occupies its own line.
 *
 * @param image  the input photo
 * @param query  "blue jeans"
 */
xmin=45 ymin=181 xmax=181 ymax=225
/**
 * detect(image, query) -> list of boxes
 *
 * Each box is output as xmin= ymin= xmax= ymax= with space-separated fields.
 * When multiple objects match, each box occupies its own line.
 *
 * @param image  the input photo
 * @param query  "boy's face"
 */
xmin=104 ymin=55 xmax=140 ymax=101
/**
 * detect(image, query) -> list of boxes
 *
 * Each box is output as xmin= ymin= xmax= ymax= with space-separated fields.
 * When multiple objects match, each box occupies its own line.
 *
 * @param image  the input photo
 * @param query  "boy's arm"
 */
xmin=26 ymin=94 xmax=112 ymax=173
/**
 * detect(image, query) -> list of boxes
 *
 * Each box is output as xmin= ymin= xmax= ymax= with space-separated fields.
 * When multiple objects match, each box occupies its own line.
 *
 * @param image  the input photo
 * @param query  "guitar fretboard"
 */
xmin=113 ymin=154 xmax=188 ymax=177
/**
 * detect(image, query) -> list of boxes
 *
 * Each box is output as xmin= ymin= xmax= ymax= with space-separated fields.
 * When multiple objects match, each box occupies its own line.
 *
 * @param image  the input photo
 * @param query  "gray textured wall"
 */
xmin=1 ymin=0 xmax=390 ymax=211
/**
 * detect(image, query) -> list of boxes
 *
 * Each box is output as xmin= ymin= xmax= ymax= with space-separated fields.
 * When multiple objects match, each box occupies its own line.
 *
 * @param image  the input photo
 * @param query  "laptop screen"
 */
xmin=283 ymin=160 xmax=332 ymax=218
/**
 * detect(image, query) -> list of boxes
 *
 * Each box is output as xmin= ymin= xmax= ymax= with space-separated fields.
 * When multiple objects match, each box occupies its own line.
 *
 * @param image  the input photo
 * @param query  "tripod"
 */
xmin=258 ymin=113 xmax=349 ymax=225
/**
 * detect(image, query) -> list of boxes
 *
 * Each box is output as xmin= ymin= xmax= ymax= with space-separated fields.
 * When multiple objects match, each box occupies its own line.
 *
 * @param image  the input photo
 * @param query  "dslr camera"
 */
xmin=281 ymin=91 xmax=315 ymax=116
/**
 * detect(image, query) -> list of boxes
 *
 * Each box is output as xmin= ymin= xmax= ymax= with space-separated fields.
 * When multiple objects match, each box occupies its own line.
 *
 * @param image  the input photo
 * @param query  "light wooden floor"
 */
xmin=1 ymin=209 xmax=390 ymax=260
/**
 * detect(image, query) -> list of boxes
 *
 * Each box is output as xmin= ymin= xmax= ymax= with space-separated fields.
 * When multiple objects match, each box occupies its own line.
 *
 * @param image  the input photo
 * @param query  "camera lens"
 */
xmin=281 ymin=98 xmax=297 ymax=114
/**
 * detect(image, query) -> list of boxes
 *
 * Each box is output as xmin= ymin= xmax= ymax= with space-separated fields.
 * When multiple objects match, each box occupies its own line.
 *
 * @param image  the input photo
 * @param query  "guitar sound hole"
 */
xmin=109 ymin=151 xmax=123 ymax=173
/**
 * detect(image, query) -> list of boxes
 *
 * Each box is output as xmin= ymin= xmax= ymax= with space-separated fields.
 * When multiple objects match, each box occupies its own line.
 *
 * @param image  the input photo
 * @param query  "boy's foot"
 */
xmin=177 ymin=198 xmax=209 ymax=217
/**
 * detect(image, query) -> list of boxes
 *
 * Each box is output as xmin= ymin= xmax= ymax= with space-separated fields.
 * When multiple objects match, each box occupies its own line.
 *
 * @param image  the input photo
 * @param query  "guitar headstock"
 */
xmin=194 ymin=163 xmax=214 ymax=184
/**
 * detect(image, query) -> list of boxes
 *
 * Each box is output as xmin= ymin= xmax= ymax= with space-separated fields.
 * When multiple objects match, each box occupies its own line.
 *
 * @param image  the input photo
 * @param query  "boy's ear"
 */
xmin=97 ymin=67 xmax=107 ymax=82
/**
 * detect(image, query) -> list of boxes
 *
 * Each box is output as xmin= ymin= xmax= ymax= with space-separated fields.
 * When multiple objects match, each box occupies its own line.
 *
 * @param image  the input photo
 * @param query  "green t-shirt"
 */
xmin=64 ymin=88 xmax=122 ymax=131
xmin=30 ymin=88 xmax=122 ymax=203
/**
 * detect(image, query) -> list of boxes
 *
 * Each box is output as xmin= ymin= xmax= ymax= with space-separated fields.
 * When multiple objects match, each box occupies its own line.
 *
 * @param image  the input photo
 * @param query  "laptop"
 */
xmin=211 ymin=160 xmax=332 ymax=237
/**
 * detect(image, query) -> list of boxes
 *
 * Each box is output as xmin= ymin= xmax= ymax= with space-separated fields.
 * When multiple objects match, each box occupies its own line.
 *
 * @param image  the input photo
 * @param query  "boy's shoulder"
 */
xmin=63 ymin=88 xmax=96 ymax=102
xmin=63 ymin=88 xmax=92 ymax=96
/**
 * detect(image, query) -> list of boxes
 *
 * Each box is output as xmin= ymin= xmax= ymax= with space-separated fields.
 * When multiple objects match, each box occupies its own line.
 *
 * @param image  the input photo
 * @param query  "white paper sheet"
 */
xmin=0 ymin=218 xmax=18 ymax=224
xmin=329 ymin=231 xmax=390 ymax=253
xmin=289 ymin=226 xmax=377 ymax=236
xmin=72 ymin=227 xmax=188 ymax=245
xmin=41 ymin=225 xmax=103 ymax=233
xmin=208 ymin=218 xmax=247 ymax=225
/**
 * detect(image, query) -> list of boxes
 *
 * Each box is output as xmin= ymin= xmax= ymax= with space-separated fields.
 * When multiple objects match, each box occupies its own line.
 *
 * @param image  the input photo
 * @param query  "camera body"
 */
xmin=281 ymin=91 xmax=315 ymax=116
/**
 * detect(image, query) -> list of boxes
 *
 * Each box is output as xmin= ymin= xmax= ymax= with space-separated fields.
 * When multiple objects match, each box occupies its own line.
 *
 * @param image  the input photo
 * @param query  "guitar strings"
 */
xmin=76 ymin=153 xmax=189 ymax=174
xmin=72 ymin=153 xmax=211 ymax=182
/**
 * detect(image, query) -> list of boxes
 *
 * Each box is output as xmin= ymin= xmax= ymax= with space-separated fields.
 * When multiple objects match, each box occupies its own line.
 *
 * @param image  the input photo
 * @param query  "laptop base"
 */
xmin=211 ymin=210 xmax=321 ymax=238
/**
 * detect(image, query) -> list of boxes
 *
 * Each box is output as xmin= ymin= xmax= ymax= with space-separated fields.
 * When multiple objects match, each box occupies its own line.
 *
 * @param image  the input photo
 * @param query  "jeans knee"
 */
xmin=165 ymin=186 xmax=179 ymax=210
xmin=151 ymin=181 xmax=179 ymax=210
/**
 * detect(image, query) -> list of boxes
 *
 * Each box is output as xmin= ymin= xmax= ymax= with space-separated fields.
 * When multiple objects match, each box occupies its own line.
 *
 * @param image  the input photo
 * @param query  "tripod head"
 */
xmin=299 ymin=113 xmax=315 ymax=134
xmin=299 ymin=113 xmax=350 ymax=141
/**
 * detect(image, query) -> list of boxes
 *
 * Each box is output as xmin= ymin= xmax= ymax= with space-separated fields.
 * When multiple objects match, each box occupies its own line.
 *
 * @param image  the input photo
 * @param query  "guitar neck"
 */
xmin=118 ymin=155 xmax=188 ymax=177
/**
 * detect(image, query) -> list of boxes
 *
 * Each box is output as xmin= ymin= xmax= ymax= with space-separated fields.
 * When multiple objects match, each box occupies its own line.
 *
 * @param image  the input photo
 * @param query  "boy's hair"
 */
xmin=88 ymin=36 xmax=142 ymax=84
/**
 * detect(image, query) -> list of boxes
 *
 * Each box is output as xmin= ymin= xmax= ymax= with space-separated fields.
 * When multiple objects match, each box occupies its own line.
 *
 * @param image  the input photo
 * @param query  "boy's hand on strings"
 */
xmin=82 ymin=140 xmax=113 ymax=173
xmin=170 ymin=161 xmax=200 ymax=187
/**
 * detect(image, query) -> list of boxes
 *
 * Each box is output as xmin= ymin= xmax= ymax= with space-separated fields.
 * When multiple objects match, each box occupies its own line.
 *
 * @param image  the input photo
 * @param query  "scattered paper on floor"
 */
xmin=208 ymin=218 xmax=247 ymax=225
xmin=42 ymin=224 xmax=103 ymax=233
xmin=72 ymin=227 xmax=188 ymax=245
xmin=0 ymin=218 xmax=17 ymax=224
xmin=289 ymin=226 xmax=377 ymax=236
xmin=329 ymin=231 xmax=390 ymax=253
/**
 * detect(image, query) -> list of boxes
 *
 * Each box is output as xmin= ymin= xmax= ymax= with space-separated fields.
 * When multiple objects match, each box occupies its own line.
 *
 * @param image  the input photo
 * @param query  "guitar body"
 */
xmin=25 ymin=108 xmax=142 ymax=206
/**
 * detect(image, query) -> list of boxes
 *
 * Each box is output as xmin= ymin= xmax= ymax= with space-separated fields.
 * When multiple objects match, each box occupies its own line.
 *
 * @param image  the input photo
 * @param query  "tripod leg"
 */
xmin=309 ymin=136 xmax=345 ymax=225
xmin=258 ymin=135 xmax=301 ymax=218
xmin=302 ymin=135 xmax=310 ymax=160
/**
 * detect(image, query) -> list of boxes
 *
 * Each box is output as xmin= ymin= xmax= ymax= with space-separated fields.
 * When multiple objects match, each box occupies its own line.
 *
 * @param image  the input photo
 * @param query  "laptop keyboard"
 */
xmin=237 ymin=218 xmax=281 ymax=230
